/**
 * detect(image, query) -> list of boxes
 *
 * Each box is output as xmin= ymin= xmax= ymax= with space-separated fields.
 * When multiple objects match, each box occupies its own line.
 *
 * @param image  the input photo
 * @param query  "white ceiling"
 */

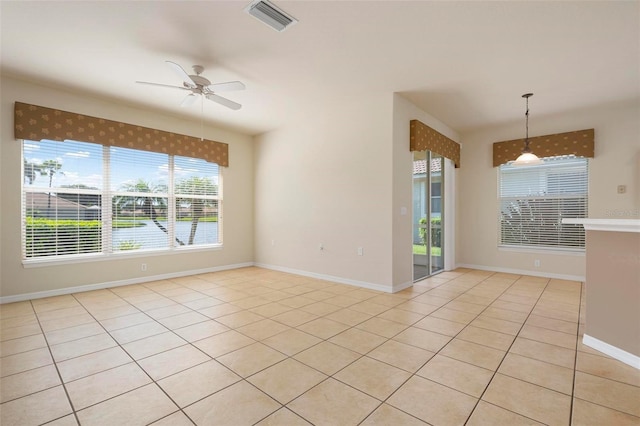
xmin=2 ymin=1 xmax=638 ymax=136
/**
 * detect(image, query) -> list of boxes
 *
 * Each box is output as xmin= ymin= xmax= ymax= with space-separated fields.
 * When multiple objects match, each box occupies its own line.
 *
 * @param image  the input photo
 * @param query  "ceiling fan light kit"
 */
xmin=512 ymin=93 xmax=543 ymax=166
xmin=244 ymin=0 xmax=297 ymax=32
xmin=136 ymin=61 xmax=245 ymax=110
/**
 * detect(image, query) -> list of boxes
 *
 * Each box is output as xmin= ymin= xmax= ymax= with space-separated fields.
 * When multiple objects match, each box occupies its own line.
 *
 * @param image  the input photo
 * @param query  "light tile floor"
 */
xmin=1 ymin=267 xmax=639 ymax=425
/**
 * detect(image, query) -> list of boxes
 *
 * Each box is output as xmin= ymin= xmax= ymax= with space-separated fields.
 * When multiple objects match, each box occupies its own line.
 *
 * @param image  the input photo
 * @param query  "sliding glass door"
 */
xmin=413 ymin=151 xmax=444 ymax=281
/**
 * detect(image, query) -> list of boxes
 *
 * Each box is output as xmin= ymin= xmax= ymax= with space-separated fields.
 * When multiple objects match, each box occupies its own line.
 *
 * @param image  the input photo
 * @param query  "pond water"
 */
xmin=112 ymin=220 xmax=218 ymax=249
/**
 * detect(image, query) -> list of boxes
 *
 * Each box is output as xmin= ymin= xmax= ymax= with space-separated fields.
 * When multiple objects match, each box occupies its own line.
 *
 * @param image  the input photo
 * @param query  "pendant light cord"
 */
xmin=522 ymin=93 xmax=533 ymax=152
xmin=524 ymin=97 xmax=529 ymax=150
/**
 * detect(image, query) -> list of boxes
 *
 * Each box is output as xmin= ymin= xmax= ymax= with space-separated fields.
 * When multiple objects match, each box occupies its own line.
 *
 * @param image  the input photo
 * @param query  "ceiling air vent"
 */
xmin=245 ymin=0 xmax=297 ymax=32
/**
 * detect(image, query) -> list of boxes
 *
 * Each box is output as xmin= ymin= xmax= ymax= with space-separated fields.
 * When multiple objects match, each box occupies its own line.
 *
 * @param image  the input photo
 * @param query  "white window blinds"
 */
xmin=499 ymin=156 xmax=588 ymax=250
xmin=22 ymin=139 xmax=222 ymax=261
xmin=173 ymin=156 xmax=220 ymax=247
xmin=110 ymin=147 xmax=171 ymax=252
xmin=23 ymin=140 xmax=103 ymax=257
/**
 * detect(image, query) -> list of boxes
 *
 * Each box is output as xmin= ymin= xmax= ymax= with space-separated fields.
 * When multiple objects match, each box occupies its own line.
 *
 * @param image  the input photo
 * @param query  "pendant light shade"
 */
xmin=514 ymin=151 xmax=541 ymax=164
xmin=512 ymin=93 xmax=543 ymax=166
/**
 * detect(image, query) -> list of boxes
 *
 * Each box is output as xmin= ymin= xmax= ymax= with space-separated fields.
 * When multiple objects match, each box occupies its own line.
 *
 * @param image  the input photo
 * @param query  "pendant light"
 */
xmin=512 ymin=93 xmax=542 ymax=166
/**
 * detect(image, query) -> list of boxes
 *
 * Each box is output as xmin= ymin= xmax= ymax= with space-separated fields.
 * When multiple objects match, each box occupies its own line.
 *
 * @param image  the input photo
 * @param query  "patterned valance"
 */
xmin=493 ymin=128 xmax=594 ymax=167
xmin=14 ymin=102 xmax=229 ymax=166
xmin=410 ymin=120 xmax=460 ymax=168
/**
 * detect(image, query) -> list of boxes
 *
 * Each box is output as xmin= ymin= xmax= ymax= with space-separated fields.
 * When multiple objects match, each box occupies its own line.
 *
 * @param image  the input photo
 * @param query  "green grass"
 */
xmin=413 ymin=245 xmax=441 ymax=256
xmin=112 ymin=220 xmax=147 ymax=229
xmin=176 ymin=216 xmax=218 ymax=222
xmin=112 ymin=217 xmax=218 ymax=226
xmin=117 ymin=240 xmax=142 ymax=250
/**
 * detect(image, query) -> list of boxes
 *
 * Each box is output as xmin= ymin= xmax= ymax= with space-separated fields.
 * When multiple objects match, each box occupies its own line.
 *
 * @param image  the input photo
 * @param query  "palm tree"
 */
xmin=23 ymin=159 xmax=40 ymax=185
xmin=175 ymin=177 xmax=218 ymax=245
xmin=37 ymin=159 xmax=64 ymax=210
xmin=114 ymin=179 xmax=186 ymax=246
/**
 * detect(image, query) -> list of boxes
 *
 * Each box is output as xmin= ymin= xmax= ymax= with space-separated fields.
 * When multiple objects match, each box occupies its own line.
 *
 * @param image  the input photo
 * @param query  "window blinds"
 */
xmin=110 ymin=146 xmax=171 ymax=252
xmin=23 ymin=139 xmax=221 ymax=260
xmin=23 ymin=140 xmax=104 ymax=257
xmin=499 ymin=156 xmax=588 ymax=250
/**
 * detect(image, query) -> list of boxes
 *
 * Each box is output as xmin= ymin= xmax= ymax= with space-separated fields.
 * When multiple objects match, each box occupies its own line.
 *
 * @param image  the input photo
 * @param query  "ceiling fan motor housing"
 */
xmin=189 ymin=74 xmax=211 ymax=88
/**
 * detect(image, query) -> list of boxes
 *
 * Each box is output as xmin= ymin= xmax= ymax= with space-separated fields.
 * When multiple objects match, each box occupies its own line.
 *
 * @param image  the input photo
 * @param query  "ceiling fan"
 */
xmin=137 ymin=61 xmax=245 ymax=110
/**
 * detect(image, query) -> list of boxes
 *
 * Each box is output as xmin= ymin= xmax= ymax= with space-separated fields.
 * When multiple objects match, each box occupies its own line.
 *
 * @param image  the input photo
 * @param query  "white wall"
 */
xmin=391 ymin=94 xmax=460 ymax=289
xmin=457 ymin=100 xmax=640 ymax=280
xmin=0 ymin=76 xmax=255 ymax=299
xmin=254 ymin=93 xmax=398 ymax=290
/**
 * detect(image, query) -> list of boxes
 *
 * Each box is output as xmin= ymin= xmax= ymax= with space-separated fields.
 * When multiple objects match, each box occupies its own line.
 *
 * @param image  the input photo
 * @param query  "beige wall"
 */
xmin=585 ymin=230 xmax=640 ymax=358
xmin=4 ymin=74 xmax=635 ymax=299
xmin=253 ymin=93 xmax=395 ymax=290
xmin=253 ymin=93 xmax=459 ymax=291
xmin=457 ymin=100 xmax=640 ymax=280
xmin=0 ymin=76 xmax=255 ymax=299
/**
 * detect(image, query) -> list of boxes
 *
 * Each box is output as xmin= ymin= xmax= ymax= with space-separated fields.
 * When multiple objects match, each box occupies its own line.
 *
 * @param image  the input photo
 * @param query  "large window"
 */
xmin=22 ymin=139 xmax=221 ymax=260
xmin=498 ymin=156 xmax=587 ymax=250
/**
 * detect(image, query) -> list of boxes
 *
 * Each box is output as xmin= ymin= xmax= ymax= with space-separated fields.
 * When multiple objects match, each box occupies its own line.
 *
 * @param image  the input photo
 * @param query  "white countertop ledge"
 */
xmin=562 ymin=218 xmax=640 ymax=233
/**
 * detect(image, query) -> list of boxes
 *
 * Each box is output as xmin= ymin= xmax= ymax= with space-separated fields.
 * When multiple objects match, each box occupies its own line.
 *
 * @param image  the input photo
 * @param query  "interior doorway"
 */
xmin=412 ymin=150 xmax=444 ymax=281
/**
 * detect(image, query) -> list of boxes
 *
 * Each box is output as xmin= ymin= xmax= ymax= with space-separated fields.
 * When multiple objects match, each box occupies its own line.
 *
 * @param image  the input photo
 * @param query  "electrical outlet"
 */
xmin=141 ymin=263 xmax=147 ymax=271
xmin=357 ymin=247 xmax=363 ymax=256
xmin=534 ymin=259 xmax=540 ymax=268
xmin=319 ymin=243 xmax=324 ymax=251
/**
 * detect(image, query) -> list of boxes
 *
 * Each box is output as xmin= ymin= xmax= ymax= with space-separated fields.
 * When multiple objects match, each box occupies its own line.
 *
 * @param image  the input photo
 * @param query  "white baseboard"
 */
xmin=0 ymin=262 xmax=254 ymax=304
xmin=3 ymin=261 xmax=583 ymax=304
xmin=456 ymin=263 xmax=585 ymax=282
xmin=255 ymin=263 xmax=396 ymax=293
xmin=583 ymin=334 xmax=640 ymax=370
xmin=392 ymin=280 xmax=414 ymax=293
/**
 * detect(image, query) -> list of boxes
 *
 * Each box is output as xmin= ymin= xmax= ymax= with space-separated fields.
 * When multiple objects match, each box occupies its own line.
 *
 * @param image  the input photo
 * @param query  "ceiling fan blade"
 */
xmin=209 ymin=81 xmax=246 ymax=92
xmin=136 ymin=81 xmax=190 ymax=91
xmin=165 ymin=61 xmax=197 ymax=88
xmin=180 ymin=93 xmax=198 ymax=107
xmin=205 ymin=94 xmax=242 ymax=110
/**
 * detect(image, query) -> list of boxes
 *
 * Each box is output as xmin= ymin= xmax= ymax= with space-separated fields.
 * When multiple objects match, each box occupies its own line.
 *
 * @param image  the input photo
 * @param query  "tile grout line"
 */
xmin=88 ymin=281 xmax=290 ymax=423
xmin=69 ymin=290 xmax=204 ymax=425
xmin=28 ymin=298 xmax=82 ymax=426
xmin=3 ymin=269 xmax=634 ymax=425
xmin=241 ymin=274 xmax=460 ymax=425
xmin=461 ymin=275 xmax=554 ymax=425
xmin=194 ymin=274 xmax=391 ymax=425
xmin=79 ymin=272 xmax=376 ymax=424
xmin=234 ymin=287 xmax=411 ymax=425
xmin=0 ymin=271 xmax=475 ymax=421
xmin=357 ymin=271 xmax=510 ymax=424
xmin=217 ymin=271 xmax=515 ymax=424
xmin=567 ymin=280 xmax=584 ymax=426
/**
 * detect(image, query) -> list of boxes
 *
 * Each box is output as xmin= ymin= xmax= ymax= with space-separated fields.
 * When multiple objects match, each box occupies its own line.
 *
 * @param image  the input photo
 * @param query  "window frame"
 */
xmin=21 ymin=139 xmax=223 ymax=265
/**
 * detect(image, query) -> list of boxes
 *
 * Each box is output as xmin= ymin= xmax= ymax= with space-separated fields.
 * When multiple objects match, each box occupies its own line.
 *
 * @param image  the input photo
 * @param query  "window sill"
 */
xmin=22 ymin=245 xmax=223 ymax=268
xmin=498 ymin=245 xmax=585 ymax=256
